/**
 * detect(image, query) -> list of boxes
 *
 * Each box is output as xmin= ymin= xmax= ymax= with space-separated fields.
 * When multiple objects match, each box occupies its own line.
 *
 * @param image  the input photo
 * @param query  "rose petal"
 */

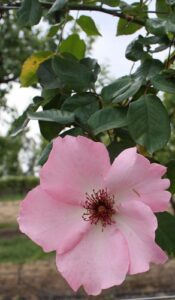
xmin=18 ymin=186 xmax=90 ymax=253
xmin=105 ymin=147 xmax=170 ymax=212
xmin=116 ymin=200 xmax=167 ymax=274
xmin=56 ymin=225 xmax=129 ymax=295
xmin=40 ymin=136 xmax=110 ymax=205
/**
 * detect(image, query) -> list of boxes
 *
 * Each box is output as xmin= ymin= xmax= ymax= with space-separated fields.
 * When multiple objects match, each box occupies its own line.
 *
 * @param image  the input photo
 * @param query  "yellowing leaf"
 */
xmin=20 ymin=51 xmax=53 ymax=87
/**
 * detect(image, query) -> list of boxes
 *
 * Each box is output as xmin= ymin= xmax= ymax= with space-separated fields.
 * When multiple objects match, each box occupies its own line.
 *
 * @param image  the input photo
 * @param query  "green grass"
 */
xmin=0 ymin=222 xmax=18 ymax=230
xmin=0 ymin=235 xmax=54 ymax=263
xmin=0 ymin=194 xmax=24 ymax=202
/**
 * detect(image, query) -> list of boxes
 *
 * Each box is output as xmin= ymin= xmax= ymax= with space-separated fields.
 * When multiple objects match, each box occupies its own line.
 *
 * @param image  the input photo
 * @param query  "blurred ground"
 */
xmin=0 ymin=201 xmax=19 ymax=223
xmin=0 ymin=201 xmax=175 ymax=300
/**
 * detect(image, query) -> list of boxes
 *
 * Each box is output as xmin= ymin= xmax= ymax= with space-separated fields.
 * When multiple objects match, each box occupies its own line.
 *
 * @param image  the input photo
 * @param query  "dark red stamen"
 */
xmin=82 ymin=188 xmax=116 ymax=228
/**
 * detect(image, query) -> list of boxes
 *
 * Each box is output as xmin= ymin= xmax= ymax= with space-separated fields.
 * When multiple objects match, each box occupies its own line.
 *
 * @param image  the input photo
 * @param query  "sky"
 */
xmin=6 ymin=2 xmax=167 ymax=138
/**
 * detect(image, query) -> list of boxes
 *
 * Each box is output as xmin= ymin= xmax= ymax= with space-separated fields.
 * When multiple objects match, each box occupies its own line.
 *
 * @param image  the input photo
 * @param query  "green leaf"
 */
xmin=17 ymin=0 xmax=42 ymax=26
xmin=139 ymin=35 xmax=169 ymax=45
xmin=20 ymin=51 xmax=53 ymax=87
xmin=127 ymin=94 xmax=170 ymax=153
xmin=108 ymin=138 xmax=135 ymax=163
xmin=59 ymin=34 xmax=86 ymax=60
xmin=151 ymin=71 xmax=175 ymax=93
xmin=135 ymin=58 xmax=164 ymax=81
xmin=47 ymin=16 xmax=73 ymax=38
xmin=146 ymin=18 xmax=166 ymax=36
xmin=88 ymin=107 xmax=128 ymax=135
xmin=37 ymin=59 xmax=63 ymax=90
xmin=11 ymin=97 xmax=43 ymax=136
xmin=80 ymin=57 xmax=100 ymax=83
xmin=102 ymin=76 xmax=142 ymax=103
xmin=166 ymin=14 xmax=175 ymax=33
xmin=102 ymin=0 xmax=120 ymax=6
xmin=62 ymin=93 xmax=98 ymax=122
xmin=38 ymin=142 xmax=53 ymax=166
xmin=156 ymin=0 xmax=171 ymax=19
xmin=125 ymin=38 xmax=146 ymax=61
xmin=77 ymin=15 xmax=101 ymax=36
xmin=166 ymin=161 xmax=175 ymax=194
xmin=156 ymin=212 xmax=175 ymax=255
xmin=39 ymin=121 xmax=62 ymax=141
xmin=117 ymin=18 xmax=142 ymax=35
xmin=60 ymin=127 xmax=83 ymax=137
xmin=28 ymin=109 xmax=75 ymax=125
xmin=52 ymin=55 xmax=94 ymax=91
xmin=48 ymin=0 xmax=68 ymax=15
xmin=47 ymin=24 xmax=60 ymax=38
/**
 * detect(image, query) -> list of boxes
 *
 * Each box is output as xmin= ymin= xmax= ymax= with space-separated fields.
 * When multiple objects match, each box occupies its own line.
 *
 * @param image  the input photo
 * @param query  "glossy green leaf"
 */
xmin=77 ymin=15 xmax=101 ymax=36
xmin=102 ymin=76 xmax=142 ymax=103
xmin=151 ymin=71 xmax=175 ymax=93
xmin=156 ymin=212 xmax=175 ymax=255
xmin=60 ymin=127 xmax=83 ymax=137
xmin=62 ymin=93 xmax=98 ymax=122
xmin=28 ymin=109 xmax=75 ymax=124
xmin=39 ymin=121 xmax=62 ymax=141
xmin=139 ymin=35 xmax=169 ymax=45
xmin=135 ymin=58 xmax=164 ymax=81
xmin=80 ymin=57 xmax=100 ymax=83
xmin=166 ymin=15 xmax=175 ymax=33
xmin=37 ymin=59 xmax=63 ymax=90
xmin=117 ymin=18 xmax=142 ymax=35
xmin=38 ymin=96 xmax=67 ymax=141
xmin=38 ymin=142 xmax=53 ymax=166
xmin=146 ymin=18 xmax=166 ymax=36
xmin=48 ymin=0 xmax=68 ymax=14
xmin=166 ymin=161 xmax=175 ymax=194
xmin=11 ymin=97 xmax=43 ymax=136
xmin=125 ymin=38 xmax=146 ymax=61
xmin=52 ymin=55 xmax=94 ymax=91
xmin=156 ymin=0 xmax=171 ymax=19
xmin=17 ymin=0 xmax=42 ymax=26
xmin=88 ymin=107 xmax=128 ymax=135
xmin=59 ymin=34 xmax=86 ymax=59
xmin=108 ymin=138 xmax=135 ymax=163
xmin=128 ymin=94 xmax=170 ymax=153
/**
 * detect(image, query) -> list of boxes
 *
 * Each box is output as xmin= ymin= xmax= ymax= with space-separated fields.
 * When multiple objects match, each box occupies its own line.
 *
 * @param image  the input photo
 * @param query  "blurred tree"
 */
xmin=0 ymin=10 xmax=54 ymax=105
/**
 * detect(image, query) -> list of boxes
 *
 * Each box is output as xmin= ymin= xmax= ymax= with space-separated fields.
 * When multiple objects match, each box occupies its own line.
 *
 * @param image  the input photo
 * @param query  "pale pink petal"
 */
xmin=40 ymin=136 xmax=110 ymax=205
xmin=116 ymin=200 xmax=167 ymax=274
xmin=56 ymin=225 xmax=129 ymax=295
xmin=105 ymin=147 xmax=170 ymax=212
xmin=18 ymin=186 xmax=90 ymax=253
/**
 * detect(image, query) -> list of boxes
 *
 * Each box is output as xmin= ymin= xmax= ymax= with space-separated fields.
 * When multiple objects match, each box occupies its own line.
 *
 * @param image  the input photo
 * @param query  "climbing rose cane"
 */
xmin=18 ymin=136 xmax=171 ymax=295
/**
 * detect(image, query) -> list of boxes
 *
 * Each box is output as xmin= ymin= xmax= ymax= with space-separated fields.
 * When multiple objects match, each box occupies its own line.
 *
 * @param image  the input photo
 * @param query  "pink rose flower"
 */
xmin=18 ymin=136 xmax=171 ymax=295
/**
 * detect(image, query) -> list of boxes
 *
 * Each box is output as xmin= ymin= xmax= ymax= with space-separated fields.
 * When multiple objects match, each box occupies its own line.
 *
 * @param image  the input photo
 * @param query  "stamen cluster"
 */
xmin=82 ymin=188 xmax=116 ymax=228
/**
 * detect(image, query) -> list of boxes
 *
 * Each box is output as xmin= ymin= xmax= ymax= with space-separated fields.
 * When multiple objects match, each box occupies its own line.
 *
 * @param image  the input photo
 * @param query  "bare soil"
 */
xmin=0 ymin=259 xmax=175 ymax=300
xmin=0 ymin=201 xmax=20 ymax=224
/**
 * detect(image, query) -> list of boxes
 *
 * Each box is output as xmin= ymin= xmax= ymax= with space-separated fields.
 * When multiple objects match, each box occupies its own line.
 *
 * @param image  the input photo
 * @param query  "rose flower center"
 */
xmin=82 ymin=189 xmax=116 ymax=228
